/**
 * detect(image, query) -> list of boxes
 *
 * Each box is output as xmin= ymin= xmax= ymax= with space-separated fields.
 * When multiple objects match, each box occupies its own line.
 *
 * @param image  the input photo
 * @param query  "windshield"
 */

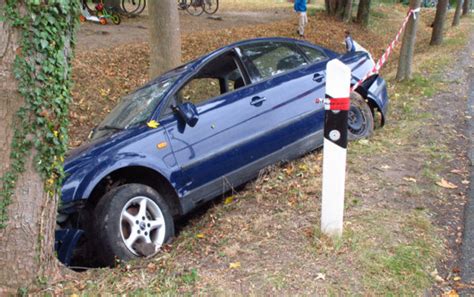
xmin=93 ymin=76 xmax=178 ymax=138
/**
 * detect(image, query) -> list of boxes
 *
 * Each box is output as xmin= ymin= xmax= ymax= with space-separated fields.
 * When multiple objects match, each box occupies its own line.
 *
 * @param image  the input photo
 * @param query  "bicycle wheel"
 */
xmin=121 ymin=0 xmax=146 ymax=15
xmin=178 ymin=0 xmax=189 ymax=10
xmin=186 ymin=0 xmax=204 ymax=16
xmin=82 ymin=0 xmax=98 ymax=12
xmin=203 ymin=0 xmax=218 ymax=14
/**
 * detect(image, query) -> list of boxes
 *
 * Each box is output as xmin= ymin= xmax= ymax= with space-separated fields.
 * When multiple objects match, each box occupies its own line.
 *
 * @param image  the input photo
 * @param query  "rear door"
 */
xmin=235 ymin=41 xmax=329 ymax=162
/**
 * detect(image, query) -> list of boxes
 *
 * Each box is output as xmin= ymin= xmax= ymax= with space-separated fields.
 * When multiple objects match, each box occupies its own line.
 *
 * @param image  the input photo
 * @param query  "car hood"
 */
xmin=64 ymin=126 xmax=148 ymax=171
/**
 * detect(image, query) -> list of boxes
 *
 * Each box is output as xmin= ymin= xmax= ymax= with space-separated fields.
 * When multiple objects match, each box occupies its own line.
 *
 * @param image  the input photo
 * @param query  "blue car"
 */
xmin=56 ymin=37 xmax=389 ymax=266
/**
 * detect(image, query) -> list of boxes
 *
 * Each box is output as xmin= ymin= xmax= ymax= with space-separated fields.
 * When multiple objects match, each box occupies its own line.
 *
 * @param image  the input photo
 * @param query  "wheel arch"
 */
xmin=352 ymin=74 xmax=388 ymax=127
xmin=87 ymin=166 xmax=182 ymax=218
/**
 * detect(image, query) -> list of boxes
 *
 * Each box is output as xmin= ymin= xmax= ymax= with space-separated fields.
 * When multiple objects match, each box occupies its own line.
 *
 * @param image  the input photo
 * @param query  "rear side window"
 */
xmin=299 ymin=45 xmax=328 ymax=63
xmin=239 ymin=42 xmax=307 ymax=82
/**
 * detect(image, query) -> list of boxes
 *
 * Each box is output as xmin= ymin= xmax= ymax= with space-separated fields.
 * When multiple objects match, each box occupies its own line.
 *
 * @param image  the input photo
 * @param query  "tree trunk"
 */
xmin=325 ymin=0 xmax=337 ymax=15
xmin=148 ymin=0 xmax=182 ymax=78
xmin=326 ymin=0 xmax=351 ymax=19
xmin=462 ymin=0 xmax=471 ymax=15
xmin=396 ymin=0 xmax=422 ymax=81
xmin=452 ymin=0 xmax=463 ymax=26
xmin=0 ymin=1 xmax=76 ymax=292
xmin=105 ymin=0 xmax=122 ymax=10
xmin=343 ymin=0 xmax=353 ymax=22
xmin=356 ymin=0 xmax=371 ymax=27
xmin=430 ymin=0 xmax=449 ymax=45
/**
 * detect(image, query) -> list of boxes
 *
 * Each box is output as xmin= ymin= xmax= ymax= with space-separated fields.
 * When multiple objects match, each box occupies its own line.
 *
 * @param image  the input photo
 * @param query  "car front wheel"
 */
xmin=93 ymin=183 xmax=174 ymax=266
xmin=348 ymin=92 xmax=374 ymax=140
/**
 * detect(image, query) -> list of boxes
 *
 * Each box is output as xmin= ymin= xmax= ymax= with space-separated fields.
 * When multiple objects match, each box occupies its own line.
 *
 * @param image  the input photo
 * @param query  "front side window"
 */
xmin=239 ymin=42 xmax=307 ymax=82
xmin=177 ymin=51 xmax=245 ymax=106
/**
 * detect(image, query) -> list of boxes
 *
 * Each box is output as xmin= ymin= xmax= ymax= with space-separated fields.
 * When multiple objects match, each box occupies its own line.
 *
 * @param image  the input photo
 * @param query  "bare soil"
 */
xmin=51 ymin=5 xmax=474 ymax=296
xmin=76 ymin=9 xmax=292 ymax=50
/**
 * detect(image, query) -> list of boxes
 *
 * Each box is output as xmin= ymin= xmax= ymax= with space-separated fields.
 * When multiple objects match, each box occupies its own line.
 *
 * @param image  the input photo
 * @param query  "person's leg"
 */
xmin=298 ymin=12 xmax=305 ymax=36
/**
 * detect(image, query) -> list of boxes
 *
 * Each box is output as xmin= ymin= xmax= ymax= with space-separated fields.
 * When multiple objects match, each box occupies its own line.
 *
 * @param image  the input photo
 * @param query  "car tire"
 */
xmin=348 ymin=92 xmax=374 ymax=141
xmin=93 ymin=183 xmax=174 ymax=266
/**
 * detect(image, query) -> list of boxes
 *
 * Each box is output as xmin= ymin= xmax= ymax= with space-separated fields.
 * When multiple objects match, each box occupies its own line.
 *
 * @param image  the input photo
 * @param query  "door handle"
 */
xmin=250 ymin=96 xmax=266 ymax=107
xmin=313 ymin=73 xmax=324 ymax=83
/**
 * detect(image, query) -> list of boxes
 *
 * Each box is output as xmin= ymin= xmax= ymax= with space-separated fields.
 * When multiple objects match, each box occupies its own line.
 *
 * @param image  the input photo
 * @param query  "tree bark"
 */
xmin=452 ymin=0 xmax=463 ymax=26
xmin=148 ymin=0 xmax=182 ymax=78
xmin=396 ymin=0 xmax=422 ymax=81
xmin=0 ymin=1 xmax=74 ymax=291
xmin=356 ymin=0 xmax=371 ymax=27
xmin=430 ymin=0 xmax=449 ymax=45
xmin=343 ymin=0 xmax=353 ymax=22
xmin=105 ymin=0 xmax=122 ymax=10
xmin=325 ymin=0 xmax=351 ymax=19
xmin=462 ymin=0 xmax=471 ymax=15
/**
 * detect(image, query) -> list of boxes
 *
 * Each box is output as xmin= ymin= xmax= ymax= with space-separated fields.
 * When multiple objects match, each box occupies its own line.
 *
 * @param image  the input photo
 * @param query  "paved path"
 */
xmin=461 ymin=27 xmax=474 ymax=295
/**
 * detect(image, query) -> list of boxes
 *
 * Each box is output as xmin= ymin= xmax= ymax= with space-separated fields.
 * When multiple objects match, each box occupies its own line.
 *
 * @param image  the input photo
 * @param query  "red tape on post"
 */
xmin=324 ymin=97 xmax=350 ymax=111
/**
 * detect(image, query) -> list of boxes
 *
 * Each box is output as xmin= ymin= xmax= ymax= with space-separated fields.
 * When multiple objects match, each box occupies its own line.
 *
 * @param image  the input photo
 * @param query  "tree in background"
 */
xmin=356 ymin=0 xmax=371 ymax=27
xmin=325 ymin=0 xmax=353 ymax=22
xmin=105 ymin=0 xmax=122 ymax=11
xmin=452 ymin=0 xmax=463 ymax=26
xmin=430 ymin=0 xmax=449 ymax=45
xmin=462 ymin=0 xmax=471 ymax=15
xmin=148 ymin=0 xmax=182 ymax=78
xmin=0 ymin=0 xmax=79 ymax=292
xmin=396 ymin=0 xmax=422 ymax=81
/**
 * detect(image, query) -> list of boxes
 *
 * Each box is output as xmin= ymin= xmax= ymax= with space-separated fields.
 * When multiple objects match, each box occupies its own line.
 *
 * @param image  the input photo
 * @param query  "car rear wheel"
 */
xmin=93 ymin=184 xmax=174 ymax=266
xmin=348 ymin=92 xmax=374 ymax=140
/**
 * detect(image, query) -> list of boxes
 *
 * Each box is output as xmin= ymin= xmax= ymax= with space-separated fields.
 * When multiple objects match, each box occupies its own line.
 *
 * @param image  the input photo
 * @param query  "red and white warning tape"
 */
xmin=350 ymin=7 xmax=421 ymax=92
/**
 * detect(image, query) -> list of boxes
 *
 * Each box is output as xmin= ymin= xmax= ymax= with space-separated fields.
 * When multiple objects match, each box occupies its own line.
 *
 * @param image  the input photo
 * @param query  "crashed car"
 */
xmin=56 ymin=37 xmax=389 ymax=266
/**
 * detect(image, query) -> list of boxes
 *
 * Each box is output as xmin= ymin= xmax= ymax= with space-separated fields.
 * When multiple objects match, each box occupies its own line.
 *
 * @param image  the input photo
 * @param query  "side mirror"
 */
xmin=176 ymin=102 xmax=199 ymax=127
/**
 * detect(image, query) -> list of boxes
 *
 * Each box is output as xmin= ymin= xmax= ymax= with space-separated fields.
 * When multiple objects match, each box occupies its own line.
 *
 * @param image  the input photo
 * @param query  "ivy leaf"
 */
xmin=40 ymin=39 xmax=48 ymax=49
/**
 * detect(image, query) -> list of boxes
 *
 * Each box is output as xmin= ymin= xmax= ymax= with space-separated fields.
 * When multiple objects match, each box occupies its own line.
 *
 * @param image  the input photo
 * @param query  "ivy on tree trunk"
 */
xmin=0 ymin=0 xmax=79 ymax=292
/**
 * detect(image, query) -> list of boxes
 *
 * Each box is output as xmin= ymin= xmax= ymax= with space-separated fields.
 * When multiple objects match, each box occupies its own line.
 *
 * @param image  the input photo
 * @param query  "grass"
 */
xmin=50 ymin=5 xmax=474 ymax=297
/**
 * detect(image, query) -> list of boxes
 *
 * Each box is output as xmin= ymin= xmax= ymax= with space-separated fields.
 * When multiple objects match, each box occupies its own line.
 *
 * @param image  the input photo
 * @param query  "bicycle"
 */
xmin=180 ymin=0 xmax=219 ymax=16
xmin=121 ymin=0 xmax=146 ymax=15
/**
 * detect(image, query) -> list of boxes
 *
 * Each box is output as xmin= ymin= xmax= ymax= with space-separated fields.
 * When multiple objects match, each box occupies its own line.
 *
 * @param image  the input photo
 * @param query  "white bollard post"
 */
xmin=321 ymin=59 xmax=351 ymax=237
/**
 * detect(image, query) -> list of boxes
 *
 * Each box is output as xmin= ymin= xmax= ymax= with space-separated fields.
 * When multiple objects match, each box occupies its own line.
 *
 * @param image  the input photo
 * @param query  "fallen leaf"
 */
xmin=147 ymin=120 xmax=160 ymax=129
xmin=436 ymin=178 xmax=458 ymax=189
xmin=196 ymin=233 xmax=205 ymax=239
xmin=99 ymin=88 xmax=110 ymax=97
xmin=444 ymin=289 xmax=459 ymax=297
xmin=147 ymin=262 xmax=157 ymax=273
xmin=403 ymin=177 xmax=417 ymax=183
xmin=315 ymin=273 xmax=326 ymax=281
xmin=224 ymin=196 xmax=234 ymax=205
xmin=229 ymin=262 xmax=241 ymax=269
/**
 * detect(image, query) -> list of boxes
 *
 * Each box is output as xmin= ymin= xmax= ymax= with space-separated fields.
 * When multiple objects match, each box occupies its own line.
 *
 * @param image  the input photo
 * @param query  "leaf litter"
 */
xmin=52 ymin=4 xmax=474 ymax=296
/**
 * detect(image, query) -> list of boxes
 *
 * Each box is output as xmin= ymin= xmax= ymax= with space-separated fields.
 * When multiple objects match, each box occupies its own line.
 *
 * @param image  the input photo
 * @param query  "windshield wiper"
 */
xmin=97 ymin=125 xmax=124 ymax=131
